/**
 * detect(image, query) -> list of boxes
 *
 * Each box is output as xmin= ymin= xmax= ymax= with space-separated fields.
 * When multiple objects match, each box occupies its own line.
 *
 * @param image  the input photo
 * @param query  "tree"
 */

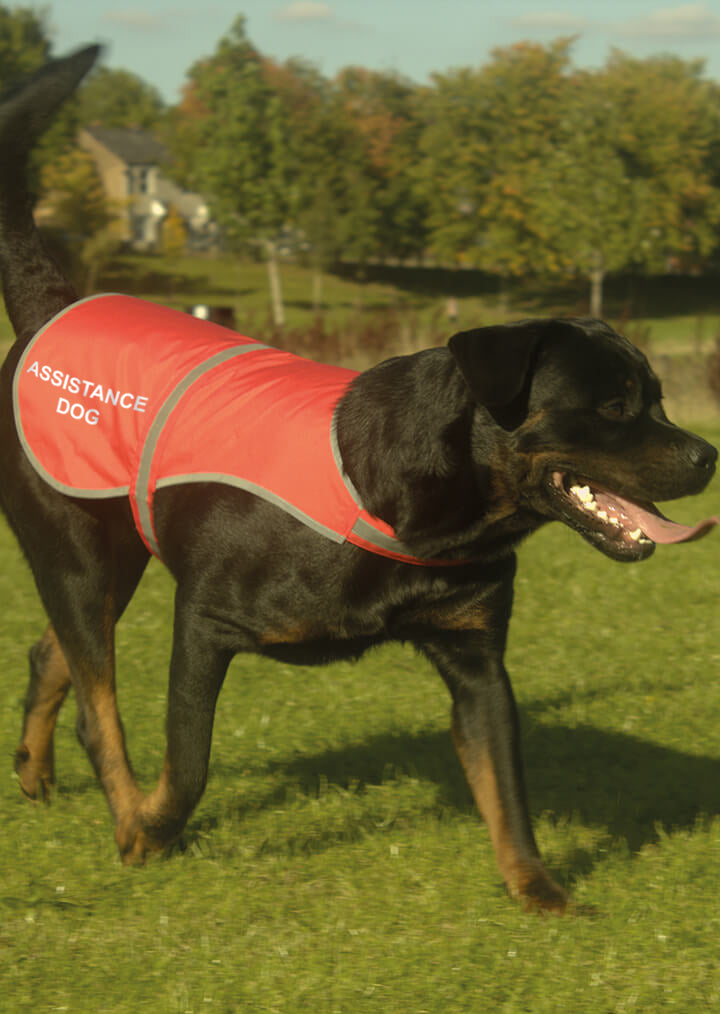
xmin=169 ymin=20 xmax=426 ymax=317
xmin=261 ymin=56 xmax=345 ymax=309
xmin=531 ymin=53 xmax=720 ymax=314
xmin=170 ymin=16 xmax=292 ymax=325
xmin=39 ymin=147 xmax=123 ymax=293
xmin=77 ymin=67 xmax=166 ymax=129
xmin=606 ymin=55 xmax=720 ymax=274
xmin=416 ymin=40 xmax=573 ymax=283
xmin=334 ymin=67 xmax=426 ymax=264
xmin=0 ymin=4 xmax=48 ymax=80
xmin=416 ymin=40 xmax=720 ymax=315
xmin=0 ymin=6 xmax=81 ymax=179
xmin=161 ymin=205 xmax=188 ymax=257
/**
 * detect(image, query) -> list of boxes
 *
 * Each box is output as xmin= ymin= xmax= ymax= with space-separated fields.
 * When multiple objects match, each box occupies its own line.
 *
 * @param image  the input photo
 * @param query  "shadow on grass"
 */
xmin=38 ymin=710 xmax=720 ymax=884
xmin=203 ymin=717 xmax=720 ymax=880
xmin=333 ymin=261 xmax=720 ymax=319
xmin=99 ymin=265 xmax=255 ymax=301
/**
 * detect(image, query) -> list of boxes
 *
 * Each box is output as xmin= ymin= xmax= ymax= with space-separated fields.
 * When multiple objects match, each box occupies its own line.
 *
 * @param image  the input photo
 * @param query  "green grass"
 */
xmin=0 ymin=431 xmax=719 ymax=1012
xmin=4 ymin=252 xmax=720 ymax=350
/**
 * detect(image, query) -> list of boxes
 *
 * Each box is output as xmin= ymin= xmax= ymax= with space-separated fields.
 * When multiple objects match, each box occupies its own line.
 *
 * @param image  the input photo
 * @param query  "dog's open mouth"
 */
xmin=549 ymin=471 xmax=718 ymax=559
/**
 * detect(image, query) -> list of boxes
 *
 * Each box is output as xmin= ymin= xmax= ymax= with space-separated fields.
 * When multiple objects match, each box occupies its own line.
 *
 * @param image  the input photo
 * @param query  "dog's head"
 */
xmin=449 ymin=318 xmax=718 ymax=561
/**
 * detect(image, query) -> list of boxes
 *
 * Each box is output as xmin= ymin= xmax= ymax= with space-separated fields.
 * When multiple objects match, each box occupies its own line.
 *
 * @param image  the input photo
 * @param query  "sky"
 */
xmin=47 ymin=0 xmax=720 ymax=103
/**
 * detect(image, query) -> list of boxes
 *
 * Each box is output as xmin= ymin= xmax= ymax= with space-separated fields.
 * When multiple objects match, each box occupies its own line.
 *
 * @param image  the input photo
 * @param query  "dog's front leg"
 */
xmin=115 ymin=594 xmax=233 ymax=864
xmin=421 ymin=634 xmax=567 ymax=913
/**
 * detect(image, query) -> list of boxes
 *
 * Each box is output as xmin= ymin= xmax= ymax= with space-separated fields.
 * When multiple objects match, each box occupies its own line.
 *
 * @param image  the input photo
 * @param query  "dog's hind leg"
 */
xmin=12 ymin=490 xmax=150 ymax=825
xmin=14 ymin=625 xmax=72 ymax=801
xmin=14 ymin=619 xmax=133 ymax=804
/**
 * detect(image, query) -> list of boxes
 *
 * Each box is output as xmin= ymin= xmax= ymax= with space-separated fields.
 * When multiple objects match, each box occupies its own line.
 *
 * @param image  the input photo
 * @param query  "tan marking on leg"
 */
xmin=425 ymin=602 xmax=489 ymax=632
xmin=452 ymin=723 xmax=567 ymax=913
xmin=258 ymin=623 xmax=318 ymax=645
xmin=15 ymin=626 xmax=71 ymax=801
xmin=69 ymin=594 xmax=142 ymax=823
xmin=114 ymin=757 xmax=180 ymax=864
xmin=84 ymin=682 xmax=143 ymax=823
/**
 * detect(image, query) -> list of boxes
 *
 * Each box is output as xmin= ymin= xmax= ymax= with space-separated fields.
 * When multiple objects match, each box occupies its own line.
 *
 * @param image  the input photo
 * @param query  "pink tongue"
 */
xmin=596 ymin=490 xmax=719 ymax=544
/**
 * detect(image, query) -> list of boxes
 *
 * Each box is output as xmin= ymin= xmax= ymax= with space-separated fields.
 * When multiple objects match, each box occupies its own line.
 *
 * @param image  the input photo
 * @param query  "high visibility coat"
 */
xmin=13 ymin=294 xmax=454 ymax=566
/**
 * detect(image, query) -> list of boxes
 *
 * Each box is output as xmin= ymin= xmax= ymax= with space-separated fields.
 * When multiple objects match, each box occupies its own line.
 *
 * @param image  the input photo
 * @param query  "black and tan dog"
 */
xmin=0 ymin=49 xmax=717 ymax=912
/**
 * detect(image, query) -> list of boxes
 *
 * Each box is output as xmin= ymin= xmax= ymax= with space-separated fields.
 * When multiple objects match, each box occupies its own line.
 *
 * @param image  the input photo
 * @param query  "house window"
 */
xmin=137 ymin=168 xmax=149 ymax=194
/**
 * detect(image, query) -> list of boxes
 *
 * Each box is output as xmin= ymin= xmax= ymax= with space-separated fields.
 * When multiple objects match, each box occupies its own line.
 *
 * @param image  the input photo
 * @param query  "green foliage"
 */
xmin=168 ymin=16 xmax=298 ymax=321
xmin=76 ymin=67 xmax=166 ymax=130
xmin=0 ymin=6 xmax=82 ymax=182
xmin=533 ymin=54 xmax=720 ymax=302
xmin=5 ymin=12 xmax=720 ymax=318
xmin=415 ymin=39 xmax=720 ymax=314
xmin=0 ymin=3 xmax=48 ymax=80
xmin=40 ymin=147 xmax=115 ymax=236
xmin=170 ymin=16 xmax=287 ymax=246
xmin=39 ymin=147 xmax=124 ymax=293
xmin=0 ymin=443 xmax=718 ymax=1010
xmin=168 ymin=22 xmax=427 ymax=274
xmin=334 ymin=67 xmax=426 ymax=263
xmin=416 ymin=40 xmax=574 ymax=274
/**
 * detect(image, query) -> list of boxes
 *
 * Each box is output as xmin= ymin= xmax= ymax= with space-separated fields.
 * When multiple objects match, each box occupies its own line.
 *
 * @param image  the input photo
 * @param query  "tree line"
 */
xmin=3 ymin=7 xmax=720 ymax=316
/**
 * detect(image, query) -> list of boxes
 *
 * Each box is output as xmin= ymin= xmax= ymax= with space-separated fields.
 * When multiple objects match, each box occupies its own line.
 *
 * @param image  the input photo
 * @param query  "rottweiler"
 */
xmin=0 ymin=49 xmax=717 ymax=913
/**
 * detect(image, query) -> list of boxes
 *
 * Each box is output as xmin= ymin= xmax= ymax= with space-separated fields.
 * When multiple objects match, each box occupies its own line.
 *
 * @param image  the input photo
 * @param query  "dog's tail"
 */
xmin=0 ymin=45 xmax=100 ymax=344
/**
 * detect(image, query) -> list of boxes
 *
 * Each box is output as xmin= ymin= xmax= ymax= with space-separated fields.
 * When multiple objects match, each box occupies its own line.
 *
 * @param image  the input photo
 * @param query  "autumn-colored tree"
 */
xmin=161 ymin=205 xmax=188 ymax=257
xmin=168 ymin=20 xmax=427 ymax=316
xmin=334 ymin=67 xmax=426 ymax=263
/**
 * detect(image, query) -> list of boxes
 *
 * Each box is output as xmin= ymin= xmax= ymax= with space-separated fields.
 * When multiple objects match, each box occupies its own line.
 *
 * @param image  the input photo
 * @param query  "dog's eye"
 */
xmin=598 ymin=400 xmax=627 ymax=420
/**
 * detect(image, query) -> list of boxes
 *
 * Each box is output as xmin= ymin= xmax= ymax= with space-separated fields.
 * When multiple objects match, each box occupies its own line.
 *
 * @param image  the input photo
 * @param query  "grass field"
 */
xmin=0 ymin=427 xmax=718 ymax=1012
xmin=3 ymin=253 xmax=720 ymax=355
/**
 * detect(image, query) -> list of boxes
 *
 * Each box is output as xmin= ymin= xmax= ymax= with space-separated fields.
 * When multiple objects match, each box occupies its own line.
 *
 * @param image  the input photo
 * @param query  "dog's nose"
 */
xmin=687 ymin=439 xmax=717 ymax=472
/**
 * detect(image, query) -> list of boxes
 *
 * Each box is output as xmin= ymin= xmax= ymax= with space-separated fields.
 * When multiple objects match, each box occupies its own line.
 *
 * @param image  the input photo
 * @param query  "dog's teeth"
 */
xmin=570 ymin=484 xmax=593 ymax=502
xmin=629 ymin=528 xmax=642 ymax=541
xmin=570 ymin=484 xmax=599 ymax=512
xmin=609 ymin=517 xmax=620 ymax=527
xmin=597 ymin=510 xmax=608 ymax=520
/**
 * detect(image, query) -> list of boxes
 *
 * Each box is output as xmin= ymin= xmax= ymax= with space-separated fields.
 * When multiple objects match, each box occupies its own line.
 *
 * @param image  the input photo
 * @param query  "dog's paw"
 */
xmin=14 ymin=743 xmax=54 ymax=803
xmin=114 ymin=812 xmax=172 ymax=866
xmin=508 ymin=860 xmax=569 ymax=915
xmin=520 ymin=874 xmax=569 ymax=915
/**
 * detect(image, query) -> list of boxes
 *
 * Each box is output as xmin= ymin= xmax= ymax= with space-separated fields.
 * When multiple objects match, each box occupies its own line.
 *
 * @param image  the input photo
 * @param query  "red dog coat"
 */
xmin=13 ymin=294 xmax=456 ymax=566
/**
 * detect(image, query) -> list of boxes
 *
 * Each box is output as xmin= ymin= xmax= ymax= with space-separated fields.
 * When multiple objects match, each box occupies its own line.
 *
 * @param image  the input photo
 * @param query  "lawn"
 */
xmin=0 ymin=429 xmax=718 ymax=1012
xmin=4 ymin=254 xmax=720 ymax=358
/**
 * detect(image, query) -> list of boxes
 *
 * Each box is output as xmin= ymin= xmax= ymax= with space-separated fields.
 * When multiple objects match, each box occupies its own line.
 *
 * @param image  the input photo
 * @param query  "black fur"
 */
xmin=0 ymin=49 xmax=716 ymax=911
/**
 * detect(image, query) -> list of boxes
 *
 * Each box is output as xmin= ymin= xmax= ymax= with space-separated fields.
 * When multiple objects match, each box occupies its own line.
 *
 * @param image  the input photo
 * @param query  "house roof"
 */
xmin=84 ymin=126 xmax=170 ymax=166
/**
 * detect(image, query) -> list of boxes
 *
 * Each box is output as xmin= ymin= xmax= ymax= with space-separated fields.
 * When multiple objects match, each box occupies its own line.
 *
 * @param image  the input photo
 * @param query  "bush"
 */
xmin=234 ymin=308 xmax=454 ymax=366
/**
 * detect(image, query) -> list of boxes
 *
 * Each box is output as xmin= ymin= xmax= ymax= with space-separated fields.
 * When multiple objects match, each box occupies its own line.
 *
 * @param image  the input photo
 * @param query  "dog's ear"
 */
xmin=448 ymin=321 xmax=544 ymax=428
